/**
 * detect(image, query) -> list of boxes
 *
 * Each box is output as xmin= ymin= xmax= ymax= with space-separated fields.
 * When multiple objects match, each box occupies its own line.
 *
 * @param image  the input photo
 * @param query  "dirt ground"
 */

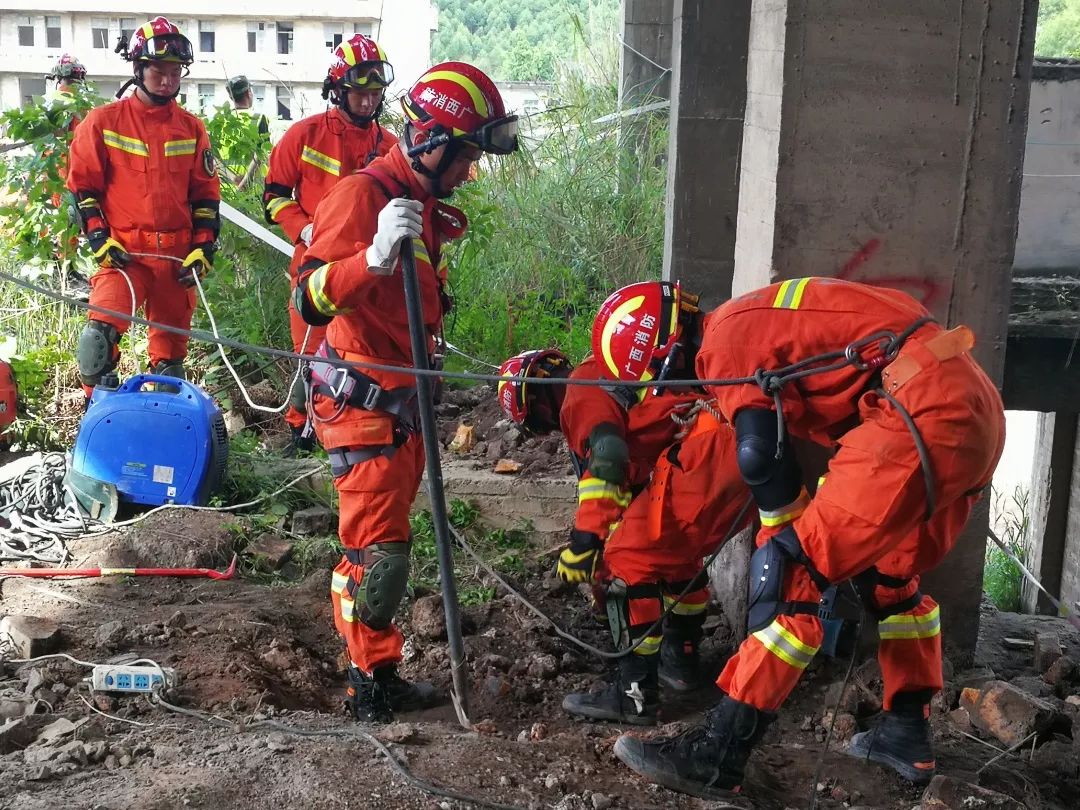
xmin=1 ymin=385 xmax=1079 ymax=810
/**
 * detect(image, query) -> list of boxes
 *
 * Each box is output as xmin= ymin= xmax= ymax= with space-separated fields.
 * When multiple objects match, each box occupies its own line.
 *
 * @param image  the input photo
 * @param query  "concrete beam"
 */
xmin=1023 ymin=412 xmax=1076 ymax=614
xmin=619 ymin=0 xmax=674 ymax=108
xmin=662 ymin=0 xmax=751 ymax=305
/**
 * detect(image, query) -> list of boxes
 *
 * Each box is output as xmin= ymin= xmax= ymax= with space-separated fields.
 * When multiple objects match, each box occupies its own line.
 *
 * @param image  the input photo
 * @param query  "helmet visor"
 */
xmin=142 ymin=33 xmax=193 ymax=64
xmin=472 ymin=115 xmax=519 ymax=155
xmin=342 ymin=61 xmax=394 ymax=89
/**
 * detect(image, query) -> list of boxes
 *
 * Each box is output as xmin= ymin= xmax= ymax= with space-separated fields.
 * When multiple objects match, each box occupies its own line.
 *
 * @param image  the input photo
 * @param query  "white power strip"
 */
xmin=90 ymin=664 xmax=176 ymax=694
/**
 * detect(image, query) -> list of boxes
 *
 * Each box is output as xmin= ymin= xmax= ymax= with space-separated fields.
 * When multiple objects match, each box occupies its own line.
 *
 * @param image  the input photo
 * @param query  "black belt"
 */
xmin=327 ymin=437 xmax=406 ymax=477
xmin=309 ymin=345 xmax=419 ymax=431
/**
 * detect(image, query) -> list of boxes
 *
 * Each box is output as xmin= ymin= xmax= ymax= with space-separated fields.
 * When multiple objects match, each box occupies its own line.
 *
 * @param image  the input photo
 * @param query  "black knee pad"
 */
xmin=734 ymin=408 xmax=802 ymax=510
xmin=77 ymin=321 xmax=119 ymax=387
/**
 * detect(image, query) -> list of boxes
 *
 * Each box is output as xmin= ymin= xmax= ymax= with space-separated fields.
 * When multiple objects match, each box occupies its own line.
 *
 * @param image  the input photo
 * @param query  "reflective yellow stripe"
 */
xmin=663 ymin=595 xmax=707 ymax=615
xmin=266 ymin=197 xmax=298 ymax=221
xmin=772 ymin=277 xmax=813 ymax=309
xmin=309 ymin=264 xmax=349 ymax=317
xmin=879 ymin=606 xmax=941 ymax=640
xmin=193 ymin=207 xmax=216 ymax=220
xmin=753 ymin=620 xmax=818 ymax=669
xmin=339 ymin=595 xmax=355 ymax=622
xmin=331 ymin=571 xmax=349 ymax=594
xmin=759 ymin=488 xmax=810 ymax=527
xmin=164 ymin=138 xmax=197 ymax=157
xmin=301 ymin=145 xmax=341 ymax=176
xmin=412 ymin=237 xmax=431 ymax=265
xmin=632 ymin=635 xmax=662 ymax=656
xmin=577 ymin=478 xmax=631 ymax=508
xmin=103 ymin=129 xmax=149 ymax=157
xmin=77 ymin=197 xmax=98 ymax=208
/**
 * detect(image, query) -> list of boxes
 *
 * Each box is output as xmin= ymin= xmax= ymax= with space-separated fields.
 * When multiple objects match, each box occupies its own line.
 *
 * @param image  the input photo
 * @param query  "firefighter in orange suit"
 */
xmin=291 ymin=62 xmax=519 ymax=722
xmin=263 ymin=34 xmax=398 ymax=452
xmin=67 ymin=17 xmax=219 ymax=397
xmin=591 ymin=278 xmax=1005 ymax=799
xmin=497 ymin=344 xmax=751 ymax=724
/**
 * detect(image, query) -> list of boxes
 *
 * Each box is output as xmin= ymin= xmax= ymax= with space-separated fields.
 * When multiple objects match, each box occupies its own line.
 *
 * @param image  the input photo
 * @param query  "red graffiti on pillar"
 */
xmin=836 ymin=238 xmax=947 ymax=310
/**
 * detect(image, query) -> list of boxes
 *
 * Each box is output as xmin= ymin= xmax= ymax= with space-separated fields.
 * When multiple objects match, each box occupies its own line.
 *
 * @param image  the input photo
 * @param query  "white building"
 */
xmin=0 ymin=1 xmax=437 ymax=133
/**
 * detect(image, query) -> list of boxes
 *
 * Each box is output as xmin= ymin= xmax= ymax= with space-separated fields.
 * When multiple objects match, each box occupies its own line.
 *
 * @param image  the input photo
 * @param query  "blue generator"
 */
xmin=70 ymin=374 xmax=229 ymax=508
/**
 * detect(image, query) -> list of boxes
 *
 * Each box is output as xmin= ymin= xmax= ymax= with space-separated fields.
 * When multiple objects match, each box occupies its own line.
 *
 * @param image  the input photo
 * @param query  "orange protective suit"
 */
xmin=696 ymin=277 xmax=1005 ymax=711
xmin=296 ymin=146 xmax=463 ymax=674
xmin=67 ymin=94 xmax=220 ymax=391
xmin=263 ymin=110 xmax=397 ymax=429
xmin=559 ymin=357 xmax=751 ymax=648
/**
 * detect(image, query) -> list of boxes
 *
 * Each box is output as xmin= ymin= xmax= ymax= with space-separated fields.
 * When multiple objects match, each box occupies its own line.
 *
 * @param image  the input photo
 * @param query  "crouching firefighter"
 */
xmin=292 ymin=62 xmax=518 ymax=722
xmin=497 ymin=287 xmax=752 ymax=725
xmin=591 ymin=277 xmax=1005 ymax=799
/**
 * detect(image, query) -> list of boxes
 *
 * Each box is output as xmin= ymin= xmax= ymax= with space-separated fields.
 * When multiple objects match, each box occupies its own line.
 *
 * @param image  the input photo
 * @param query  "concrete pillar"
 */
xmin=619 ymin=0 xmax=674 ymax=108
xmin=1024 ymin=412 xmax=1076 ymax=615
xmin=729 ymin=0 xmax=1038 ymax=663
xmin=662 ymin=0 xmax=751 ymax=305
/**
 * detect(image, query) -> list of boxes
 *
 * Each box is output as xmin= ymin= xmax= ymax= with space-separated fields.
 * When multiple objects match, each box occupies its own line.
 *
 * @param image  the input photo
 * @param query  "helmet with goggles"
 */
xmin=497 ymin=349 xmax=572 ymax=435
xmin=322 ymin=34 xmax=393 ymax=126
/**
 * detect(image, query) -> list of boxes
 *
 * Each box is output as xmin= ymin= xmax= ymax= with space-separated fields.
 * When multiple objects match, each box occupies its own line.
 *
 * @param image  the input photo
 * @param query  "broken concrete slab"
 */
xmin=970 ymin=680 xmax=1066 ymax=747
xmin=1002 ymin=637 xmax=1034 ymax=651
xmin=0 ymin=715 xmax=52 ymax=754
xmin=1035 ymin=631 xmax=1063 ymax=673
xmin=918 ymin=775 xmax=1025 ymax=809
xmin=290 ymin=506 xmax=335 ymax=537
xmin=249 ymin=533 xmax=295 ymax=571
xmin=0 ymin=615 xmax=61 ymax=658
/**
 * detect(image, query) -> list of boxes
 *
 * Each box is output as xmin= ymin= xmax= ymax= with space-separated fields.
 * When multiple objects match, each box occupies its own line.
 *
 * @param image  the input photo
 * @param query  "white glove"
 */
xmin=365 ymin=198 xmax=423 ymax=275
xmin=299 ymin=222 xmax=314 ymax=246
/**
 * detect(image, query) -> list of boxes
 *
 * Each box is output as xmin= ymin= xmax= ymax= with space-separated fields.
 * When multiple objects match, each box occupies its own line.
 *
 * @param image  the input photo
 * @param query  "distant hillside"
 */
xmin=431 ymin=0 xmax=619 ymax=81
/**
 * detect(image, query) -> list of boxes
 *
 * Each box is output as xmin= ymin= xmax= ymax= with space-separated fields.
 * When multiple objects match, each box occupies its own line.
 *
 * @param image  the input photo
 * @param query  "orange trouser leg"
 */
xmin=874 ymin=577 xmax=943 ymax=710
xmin=717 ymin=566 xmax=823 ymax=712
xmin=285 ymin=246 xmax=326 ymax=430
xmin=328 ymin=435 xmax=424 ymax=673
xmin=83 ymin=263 xmax=152 ymax=396
xmin=142 ymin=256 xmax=196 ymax=366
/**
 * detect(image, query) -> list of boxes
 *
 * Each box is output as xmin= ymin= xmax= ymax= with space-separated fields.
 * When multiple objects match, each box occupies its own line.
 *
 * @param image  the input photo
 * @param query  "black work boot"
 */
xmin=344 ymin=666 xmax=393 ymax=723
xmin=659 ymin=613 xmax=705 ymax=692
xmin=371 ymin=664 xmax=439 ymax=713
xmin=847 ymin=694 xmax=936 ymax=784
xmin=613 ymin=695 xmax=776 ymax=799
xmin=562 ymin=652 xmax=660 ymax=725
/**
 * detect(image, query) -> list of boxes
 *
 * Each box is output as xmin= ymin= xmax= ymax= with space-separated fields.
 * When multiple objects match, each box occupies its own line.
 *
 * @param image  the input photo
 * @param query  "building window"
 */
xmin=120 ymin=18 xmax=137 ymax=47
xmin=276 ymin=22 xmax=293 ymax=55
xmin=199 ymin=20 xmax=215 ymax=53
xmin=198 ymin=83 xmax=215 ymax=110
xmin=324 ymin=22 xmax=345 ymax=50
xmin=18 ymin=16 xmax=35 ymax=47
xmin=19 ymin=77 xmax=46 ymax=106
xmin=276 ymin=86 xmax=291 ymax=120
xmin=247 ymin=21 xmax=264 ymax=53
xmin=91 ymin=17 xmax=109 ymax=49
xmin=253 ymin=84 xmax=266 ymax=113
xmin=354 ymin=22 xmax=374 ymax=38
xmin=46 ymin=16 xmax=61 ymax=49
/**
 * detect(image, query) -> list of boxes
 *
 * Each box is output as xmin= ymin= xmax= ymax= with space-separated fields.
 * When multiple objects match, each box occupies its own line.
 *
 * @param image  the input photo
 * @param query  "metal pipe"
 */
xmin=399 ymin=239 xmax=471 ymax=728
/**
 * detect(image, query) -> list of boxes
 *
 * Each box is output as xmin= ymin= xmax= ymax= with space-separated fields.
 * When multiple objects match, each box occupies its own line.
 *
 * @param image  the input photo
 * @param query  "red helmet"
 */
xmin=326 ymin=34 xmax=393 ymax=92
xmin=119 ymin=16 xmax=193 ymax=65
xmin=497 ymin=349 xmax=572 ymax=434
xmin=591 ymin=281 xmax=700 ymax=383
xmin=402 ymin=61 xmax=519 ymax=155
xmin=48 ymin=54 xmax=87 ymax=82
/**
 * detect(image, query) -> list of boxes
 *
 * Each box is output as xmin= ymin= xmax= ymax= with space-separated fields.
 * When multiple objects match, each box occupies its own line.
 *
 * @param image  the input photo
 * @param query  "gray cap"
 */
xmin=226 ymin=75 xmax=251 ymax=100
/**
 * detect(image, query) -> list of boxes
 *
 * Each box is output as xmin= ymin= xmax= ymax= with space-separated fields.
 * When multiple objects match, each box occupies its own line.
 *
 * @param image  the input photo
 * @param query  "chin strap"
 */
xmin=408 ymin=131 xmax=463 ymax=199
xmin=126 ymin=64 xmax=180 ymax=105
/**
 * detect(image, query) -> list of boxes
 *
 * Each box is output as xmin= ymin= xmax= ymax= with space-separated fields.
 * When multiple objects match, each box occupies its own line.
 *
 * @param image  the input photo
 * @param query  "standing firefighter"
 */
xmin=592 ymin=277 xmax=1005 ymax=799
xmin=292 ymin=62 xmax=519 ymax=722
xmin=263 ymin=34 xmax=398 ymax=453
xmin=66 ymin=17 xmax=220 ymax=397
xmin=497 ymin=338 xmax=751 ymax=725
xmin=223 ymin=75 xmax=270 ymax=191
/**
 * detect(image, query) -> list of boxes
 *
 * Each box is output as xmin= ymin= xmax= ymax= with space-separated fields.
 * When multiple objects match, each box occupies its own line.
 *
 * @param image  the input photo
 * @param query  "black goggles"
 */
xmin=342 ymin=61 xmax=393 ymax=90
xmin=142 ymin=34 xmax=194 ymax=64
xmin=467 ymin=115 xmax=519 ymax=155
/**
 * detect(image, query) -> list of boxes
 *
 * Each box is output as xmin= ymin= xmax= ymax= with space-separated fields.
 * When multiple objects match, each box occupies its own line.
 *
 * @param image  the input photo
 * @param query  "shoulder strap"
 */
xmin=357 ymin=165 xmax=408 ymax=201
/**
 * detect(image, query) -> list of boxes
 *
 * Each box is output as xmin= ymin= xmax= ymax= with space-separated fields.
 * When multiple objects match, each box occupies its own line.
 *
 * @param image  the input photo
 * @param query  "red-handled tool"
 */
xmin=0 ymin=554 xmax=237 ymax=580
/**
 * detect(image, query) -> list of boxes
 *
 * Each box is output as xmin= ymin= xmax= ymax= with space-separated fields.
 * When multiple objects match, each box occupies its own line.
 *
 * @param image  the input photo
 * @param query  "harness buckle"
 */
xmin=362 ymin=381 xmax=383 ymax=410
xmin=328 ymin=366 xmax=354 ymax=401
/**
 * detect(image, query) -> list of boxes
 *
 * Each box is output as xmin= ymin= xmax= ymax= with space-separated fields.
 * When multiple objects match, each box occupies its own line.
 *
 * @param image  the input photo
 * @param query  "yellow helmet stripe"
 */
xmin=342 ymin=44 xmax=357 ymax=67
xmin=600 ymin=294 xmax=645 ymax=379
xmin=141 ymin=22 xmax=156 ymax=41
xmin=420 ymin=70 xmax=489 ymax=118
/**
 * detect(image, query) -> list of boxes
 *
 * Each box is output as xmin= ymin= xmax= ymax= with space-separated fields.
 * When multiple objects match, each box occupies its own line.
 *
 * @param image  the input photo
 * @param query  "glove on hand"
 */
xmin=299 ymin=222 xmax=314 ymax=246
xmin=365 ymin=198 xmax=423 ymax=274
xmin=87 ymin=230 xmax=129 ymax=269
xmin=177 ymin=243 xmax=214 ymax=289
xmin=556 ymin=529 xmax=603 ymax=584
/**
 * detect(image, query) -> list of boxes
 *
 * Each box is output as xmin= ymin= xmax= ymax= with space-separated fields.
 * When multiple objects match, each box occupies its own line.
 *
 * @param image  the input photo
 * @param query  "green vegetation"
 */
xmin=432 ymin=0 xmax=619 ymax=81
xmin=1037 ymin=0 xmax=1080 ymax=58
xmin=985 ymin=486 xmax=1030 ymax=612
